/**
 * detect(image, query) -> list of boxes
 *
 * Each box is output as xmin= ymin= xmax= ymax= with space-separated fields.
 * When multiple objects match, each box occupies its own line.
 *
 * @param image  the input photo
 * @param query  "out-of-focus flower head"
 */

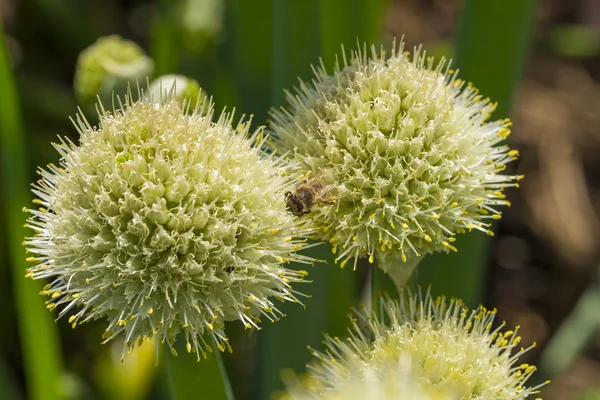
xmin=283 ymin=288 xmax=548 ymax=399
xmin=74 ymin=35 xmax=154 ymax=104
xmin=283 ymin=357 xmax=455 ymax=400
xmin=176 ymin=0 xmax=224 ymax=52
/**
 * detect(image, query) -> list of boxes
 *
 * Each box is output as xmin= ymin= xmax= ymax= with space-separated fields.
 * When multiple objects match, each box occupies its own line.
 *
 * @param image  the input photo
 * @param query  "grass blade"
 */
xmin=538 ymin=273 xmax=600 ymax=380
xmin=0 ymin=22 xmax=64 ymax=400
xmin=417 ymin=0 xmax=536 ymax=307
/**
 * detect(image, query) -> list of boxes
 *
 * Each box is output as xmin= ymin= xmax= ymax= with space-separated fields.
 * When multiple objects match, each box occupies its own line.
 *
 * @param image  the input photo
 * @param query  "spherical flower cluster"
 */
xmin=286 ymin=289 xmax=547 ymax=399
xmin=74 ymin=35 xmax=154 ymax=104
xmin=270 ymin=42 xmax=522 ymax=275
xmin=148 ymin=74 xmax=205 ymax=110
xmin=24 ymin=95 xmax=315 ymax=359
xmin=284 ymin=358 xmax=454 ymax=400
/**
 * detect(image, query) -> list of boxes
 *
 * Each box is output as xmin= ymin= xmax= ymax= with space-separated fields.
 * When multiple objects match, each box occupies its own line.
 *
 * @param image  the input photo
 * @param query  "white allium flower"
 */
xmin=74 ymin=35 xmax=154 ymax=104
xmin=270 ymin=41 xmax=522 ymax=282
xmin=284 ymin=357 xmax=455 ymax=400
xmin=24 ymin=94 xmax=315 ymax=359
xmin=285 ymin=289 xmax=548 ymax=399
xmin=148 ymin=74 xmax=206 ymax=110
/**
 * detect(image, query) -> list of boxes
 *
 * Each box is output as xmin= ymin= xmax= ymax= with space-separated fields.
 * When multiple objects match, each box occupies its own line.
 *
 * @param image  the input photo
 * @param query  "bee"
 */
xmin=285 ymin=172 xmax=341 ymax=216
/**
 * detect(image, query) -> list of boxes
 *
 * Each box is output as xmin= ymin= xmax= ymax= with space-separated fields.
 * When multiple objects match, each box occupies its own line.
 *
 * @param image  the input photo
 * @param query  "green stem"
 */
xmin=214 ymin=348 xmax=235 ymax=400
xmin=162 ymin=342 xmax=234 ymax=400
xmin=361 ymin=263 xmax=375 ymax=313
xmin=380 ymin=256 xmax=423 ymax=293
xmin=161 ymin=348 xmax=178 ymax=400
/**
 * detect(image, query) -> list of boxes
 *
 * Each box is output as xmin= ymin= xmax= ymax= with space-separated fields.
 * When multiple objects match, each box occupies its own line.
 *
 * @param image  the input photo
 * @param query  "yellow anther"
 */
xmin=283 ymin=236 xmax=292 ymax=242
xmin=513 ymin=336 xmax=521 ymax=345
xmin=368 ymin=255 xmax=374 ymax=263
xmin=340 ymin=259 xmax=348 ymax=269
xmin=170 ymin=348 xmax=178 ymax=357
xmin=486 ymin=230 xmax=495 ymax=237
xmin=402 ymin=223 xmax=409 ymax=229
xmin=424 ymin=235 xmax=432 ymax=242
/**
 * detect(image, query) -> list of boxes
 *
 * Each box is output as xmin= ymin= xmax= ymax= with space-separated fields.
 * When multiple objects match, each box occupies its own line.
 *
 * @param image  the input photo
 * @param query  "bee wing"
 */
xmin=313 ymin=183 xmax=346 ymax=204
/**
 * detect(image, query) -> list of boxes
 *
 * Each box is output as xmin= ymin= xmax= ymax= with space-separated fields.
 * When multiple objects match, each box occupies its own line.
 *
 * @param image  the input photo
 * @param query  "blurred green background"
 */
xmin=2 ymin=0 xmax=600 ymax=399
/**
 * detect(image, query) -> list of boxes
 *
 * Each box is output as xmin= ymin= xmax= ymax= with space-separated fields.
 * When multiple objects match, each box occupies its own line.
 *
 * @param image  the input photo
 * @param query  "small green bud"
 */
xmin=148 ymin=74 xmax=205 ymax=110
xmin=74 ymin=35 xmax=154 ymax=104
